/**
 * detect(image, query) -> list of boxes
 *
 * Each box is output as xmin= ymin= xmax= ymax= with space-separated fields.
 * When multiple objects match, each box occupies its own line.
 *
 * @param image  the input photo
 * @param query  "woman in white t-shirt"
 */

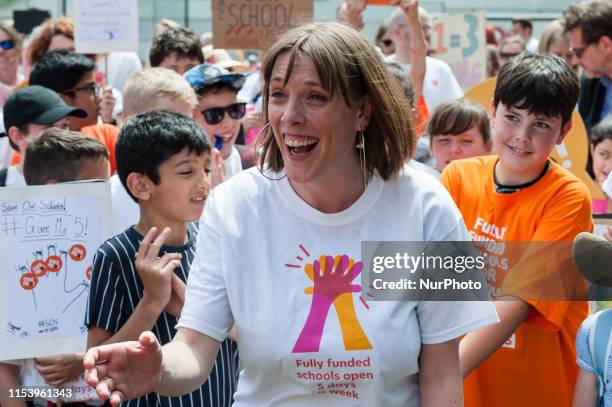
xmin=84 ymin=18 xmax=498 ymax=407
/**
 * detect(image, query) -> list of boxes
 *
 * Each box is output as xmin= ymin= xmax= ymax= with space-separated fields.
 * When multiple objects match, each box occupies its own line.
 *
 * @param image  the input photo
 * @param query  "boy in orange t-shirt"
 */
xmin=440 ymin=53 xmax=593 ymax=407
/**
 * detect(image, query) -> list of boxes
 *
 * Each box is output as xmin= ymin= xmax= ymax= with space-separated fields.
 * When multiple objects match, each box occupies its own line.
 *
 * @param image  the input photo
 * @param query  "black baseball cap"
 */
xmin=1 ymin=85 xmax=87 ymax=138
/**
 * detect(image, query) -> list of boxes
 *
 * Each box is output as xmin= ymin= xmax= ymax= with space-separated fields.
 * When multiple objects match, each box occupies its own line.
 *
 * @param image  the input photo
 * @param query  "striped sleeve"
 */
xmin=85 ymin=245 xmax=127 ymax=333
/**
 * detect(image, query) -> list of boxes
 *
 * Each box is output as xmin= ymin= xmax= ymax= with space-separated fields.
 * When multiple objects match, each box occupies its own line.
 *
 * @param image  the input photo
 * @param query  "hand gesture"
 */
xmin=99 ymin=85 xmax=116 ymax=124
xmin=135 ymin=227 xmax=182 ymax=311
xmin=84 ymin=332 xmax=162 ymax=406
xmin=163 ymin=273 xmax=186 ymax=318
xmin=312 ymin=255 xmax=363 ymax=301
xmin=390 ymin=0 xmax=419 ymax=20
xmin=35 ymin=353 xmax=84 ymax=386
xmin=210 ymin=148 xmax=226 ymax=189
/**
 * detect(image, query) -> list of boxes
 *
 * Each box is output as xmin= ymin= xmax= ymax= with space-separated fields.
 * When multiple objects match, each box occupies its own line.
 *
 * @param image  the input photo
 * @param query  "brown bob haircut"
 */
xmin=428 ymin=99 xmax=491 ymax=144
xmin=258 ymin=21 xmax=414 ymax=181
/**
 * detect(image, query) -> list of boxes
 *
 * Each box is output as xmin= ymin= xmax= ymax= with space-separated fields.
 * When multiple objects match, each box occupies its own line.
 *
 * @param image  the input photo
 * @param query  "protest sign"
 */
xmin=74 ymin=0 xmax=139 ymax=54
xmin=465 ymin=77 xmax=604 ymax=200
xmin=0 ymin=182 xmax=111 ymax=360
xmin=430 ymin=11 xmax=487 ymax=90
xmin=212 ymin=0 xmax=313 ymax=50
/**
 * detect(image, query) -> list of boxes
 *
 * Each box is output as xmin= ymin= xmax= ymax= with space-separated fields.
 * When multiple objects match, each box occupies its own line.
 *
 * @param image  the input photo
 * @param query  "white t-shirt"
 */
xmin=5 ymin=165 xmax=26 ymax=187
xmin=110 ymin=174 xmax=139 ymax=236
xmin=226 ymin=145 xmax=243 ymax=178
xmin=96 ymin=52 xmax=143 ymax=93
xmin=526 ymin=37 xmax=539 ymax=53
xmin=178 ymin=167 xmax=498 ymax=406
xmin=385 ymin=55 xmax=464 ymax=110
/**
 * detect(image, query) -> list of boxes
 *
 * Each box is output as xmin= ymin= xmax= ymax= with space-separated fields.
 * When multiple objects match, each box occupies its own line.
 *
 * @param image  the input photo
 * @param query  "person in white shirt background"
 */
xmin=84 ymin=16 xmax=498 ymax=407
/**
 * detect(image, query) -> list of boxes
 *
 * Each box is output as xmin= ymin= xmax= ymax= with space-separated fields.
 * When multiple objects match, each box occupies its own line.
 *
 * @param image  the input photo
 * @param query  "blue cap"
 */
xmin=183 ymin=64 xmax=246 ymax=94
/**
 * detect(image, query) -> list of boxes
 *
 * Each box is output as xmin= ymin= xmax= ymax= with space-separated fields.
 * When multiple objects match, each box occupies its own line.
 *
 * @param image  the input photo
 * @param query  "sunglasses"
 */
xmin=201 ymin=102 xmax=246 ymax=125
xmin=0 ymin=39 xmax=14 ymax=50
xmin=382 ymin=39 xmax=393 ymax=47
xmin=499 ymin=52 xmax=521 ymax=59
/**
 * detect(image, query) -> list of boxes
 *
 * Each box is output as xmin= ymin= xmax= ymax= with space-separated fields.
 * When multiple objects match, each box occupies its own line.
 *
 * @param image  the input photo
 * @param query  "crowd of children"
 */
xmin=0 ymin=0 xmax=611 ymax=405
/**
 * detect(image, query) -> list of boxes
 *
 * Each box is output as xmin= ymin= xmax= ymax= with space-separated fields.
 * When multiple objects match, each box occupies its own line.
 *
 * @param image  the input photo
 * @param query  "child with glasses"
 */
xmin=184 ymin=64 xmax=246 ymax=179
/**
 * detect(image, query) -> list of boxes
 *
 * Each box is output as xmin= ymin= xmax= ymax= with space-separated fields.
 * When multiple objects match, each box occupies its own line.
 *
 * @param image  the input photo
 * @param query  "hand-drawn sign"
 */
xmin=212 ymin=0 xmax=313 ymax=50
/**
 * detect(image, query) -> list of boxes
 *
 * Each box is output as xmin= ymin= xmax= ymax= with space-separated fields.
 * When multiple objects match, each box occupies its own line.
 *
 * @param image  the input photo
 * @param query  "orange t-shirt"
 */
xmin=440 ymin=155 xmax=593 ymax=407
xmin=81 ymin=124 xmax=119 ymax=175
xmin=10 ymin=124 xmax=119 ymax=175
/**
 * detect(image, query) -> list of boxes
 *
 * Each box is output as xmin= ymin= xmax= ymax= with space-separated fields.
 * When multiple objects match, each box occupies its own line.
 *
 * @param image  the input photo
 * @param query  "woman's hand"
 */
xmin=35 ymin=353 xmax=84 ymax=386
xmin=419 ymin=338 xmax=463 ymax=406
xmin=84 ymin=332 xmax=163 ymax=406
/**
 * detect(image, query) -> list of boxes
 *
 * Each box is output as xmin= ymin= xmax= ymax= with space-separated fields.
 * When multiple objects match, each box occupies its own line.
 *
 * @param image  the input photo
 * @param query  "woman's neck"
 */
xmin=289 ymin=160 xmax=366 ymax=214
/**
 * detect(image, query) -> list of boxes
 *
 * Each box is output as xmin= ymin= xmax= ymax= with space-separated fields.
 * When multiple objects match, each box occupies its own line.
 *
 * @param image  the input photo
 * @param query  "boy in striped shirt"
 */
xmin=85 ymin=111 xmax=238 ymax=406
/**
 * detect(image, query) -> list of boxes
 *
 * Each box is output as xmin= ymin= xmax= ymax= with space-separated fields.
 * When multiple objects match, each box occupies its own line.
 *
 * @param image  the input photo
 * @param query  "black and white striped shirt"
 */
xmin=86 ymin=225 xmax=238 ymax=407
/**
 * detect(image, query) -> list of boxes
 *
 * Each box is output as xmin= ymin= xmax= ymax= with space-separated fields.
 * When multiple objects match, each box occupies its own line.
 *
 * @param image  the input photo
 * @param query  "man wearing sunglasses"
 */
xmin=564 ymin=0 xmax=612 ymax=131
xmin=185 ymin=64 xmax=246 ymax=179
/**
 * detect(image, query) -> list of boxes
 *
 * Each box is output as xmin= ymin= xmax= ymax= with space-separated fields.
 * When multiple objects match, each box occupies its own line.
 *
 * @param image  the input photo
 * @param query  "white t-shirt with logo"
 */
xmin=178 ymin=167 xmax=498 ymax=406
xmin=385 ymin=54 xmax=464 ymax=111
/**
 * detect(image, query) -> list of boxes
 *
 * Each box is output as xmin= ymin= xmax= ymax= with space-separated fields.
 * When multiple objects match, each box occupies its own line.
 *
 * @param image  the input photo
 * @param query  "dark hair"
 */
xmin=29 ymin=49 xmax=95 ymax=93
xmin=512 ymin=19 xmax=533 ymax=34
xmin=116 ymin=110 xmax=211 ymax=202
xmin=149 ymin=27 xmax=204 ymax=67
xmin=428 ymin=99 xmax=491 ymax=144
xmin=23 ymin=128 xmax=108 ymax=185
xmin=259 ymin=22 xmax=413 ymax=181
xmin=590 ymin=115 xmax=612 ymax=147
xmin=563 ymin=0 xmax=612 ymax=45
xmin=493 ymin=53 xmax=579 ymax=125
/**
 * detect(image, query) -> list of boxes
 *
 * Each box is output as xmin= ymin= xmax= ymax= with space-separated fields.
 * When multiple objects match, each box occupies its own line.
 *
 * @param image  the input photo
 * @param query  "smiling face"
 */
xmin=194 ymin=87 xmax=241 ymax=159
xmin=591 ymin=139 xmax=612 ymax=186
xmin=492 ymin=103 xmax=570 ymax=185
xmin=431 ymin=127 xmax=490 ymax=171
xmin=267 ymin=53 xmax=368 ymax=186
xmin=146 ymin=148 xmax=211 ymax=223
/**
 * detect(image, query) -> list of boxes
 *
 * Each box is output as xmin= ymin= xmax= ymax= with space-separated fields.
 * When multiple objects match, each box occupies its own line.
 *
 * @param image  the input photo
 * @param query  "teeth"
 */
xmin=510 ymin=146 xmax=528 ymax=154
xmin=191 ymin=197 xmax=204 ymax=202
xmin=285 ymin=138 xmax=318 ymax=147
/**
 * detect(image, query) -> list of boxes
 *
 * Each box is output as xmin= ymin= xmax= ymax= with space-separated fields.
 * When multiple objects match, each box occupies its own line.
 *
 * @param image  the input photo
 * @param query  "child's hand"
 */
xmin=135 ymin=227 xmax=182 ymax=311
xmin=99 ymin=85 xmax=117 ymax=124
xmin=210 ymin=148 xmax=226 ymax=189
xmin=34 ymin=352 xmax=84 ymax=386
xmin=163 ymin=274 xmax=186 ymax=318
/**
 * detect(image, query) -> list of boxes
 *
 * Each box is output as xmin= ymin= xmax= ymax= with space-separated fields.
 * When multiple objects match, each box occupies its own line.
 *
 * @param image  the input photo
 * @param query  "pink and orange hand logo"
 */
xmin=287 ymin=246 xmax=372 ymax=353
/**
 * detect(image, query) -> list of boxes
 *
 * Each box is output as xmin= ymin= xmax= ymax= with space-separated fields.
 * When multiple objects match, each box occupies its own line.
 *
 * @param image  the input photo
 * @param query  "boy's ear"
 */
xmin=126 ymin=172 xmax=153 ymax=201
xmin=556 ymin=120 xmax=573 ymax=145
xmin=7 ymin=126 xmax=24 ymax=152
